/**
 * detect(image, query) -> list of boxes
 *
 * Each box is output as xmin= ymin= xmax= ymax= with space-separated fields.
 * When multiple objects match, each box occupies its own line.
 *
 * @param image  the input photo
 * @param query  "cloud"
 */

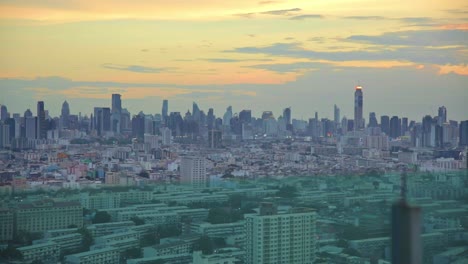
xmin=260 ymin=8 xmax=301 ymax=16
xmin=399 ymin=17 xmax=434 ymax=23
xmin=347 ymin=29 xmax=467 ymax=46
xmin=344 ymin=16 xmax=387 ymax=20
xmin=246 ymin=62 xmax=326 ymax=73
xmin=258 ymin=1 xmax=281 ymax=5
xmin=289 ymin=14 xmax=323 ymax=20
xmin=226 ymin=41 xmax=466 ymax=65
xmin=140 ymin=49 xmax=149 ymax=52
xmin=102 ymin=64 xmax=172 ymax=73
xmin=201 ymin=58 xmax=273 ymax=63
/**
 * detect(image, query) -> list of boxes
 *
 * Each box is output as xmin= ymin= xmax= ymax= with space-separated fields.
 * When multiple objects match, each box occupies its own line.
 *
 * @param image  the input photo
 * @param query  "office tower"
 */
xmin=24 ymin=109 xmax=32 ymax=118
xmin=341 ymin=116 xmax=348 ymax=133
xmin=283 ymin=107 xmax=291 ymax=125
xmin=239 ymin=110 xmax=252 ymax=124
xmin=422 ymin=115 xmax=434 ymax=147
xmin=0 ymin=124 xmax=10 ymax=148
xmin=438 ymin=106 xmax=447 ymax=125
xmin=262 ymin=111 xmax=274 ymax=120
xmin=223 ymin=106 xmax=233 ymax=126
xmin=245 ymin=203 xmax=317 ymax=264
xmin=162 ymin=99 xmax=168 ymax=124
xmin=390 ymin=116 xmax=401 ymax=139
xmin=5 ymin=118 xmax=15 ymax=143
xmin=131 ymin=114 xmax=145 ymax=139
xmin=37 ymin=101 xmax=46 ymax=139
xmin=93 ymin=107 xmax=111 ymax=136
xmin=392 ymin=174 xmax=422 ymax=264
xmin=334 ymin=104 xmax=340 ymax=125
xmin=207 ymin=108 xmax=215 ymax=130
xmin=25 ymin=117 xmax=37 ymax=139
xmin=180 ymin=156 xmax=207 ymax=188
xmin=111 ymin=94 xmax=122 ymax=134
xmin=60 ymin=100 xmax=70 ymax=129
xmin=111 ymin=94 xmax=122 ymax=113
xmin=368 ymin=112 xmax=378 ymax=127
xmin=354 ymin=85 xmax=364 ymax=130
xmin=0 ymin=104 xmax=8 ymax=121
xmin=380 ymin=115 xmax=390 ymax=135
xmin=192 ymin=102 xmax=201 ymax=122
xmin=208 ymin=130 xmax=222 ymax=148
xmin=460 ymin=120 xmax=468 ymax=147
xmin=401 ymin=117 xmax=408 ymax=136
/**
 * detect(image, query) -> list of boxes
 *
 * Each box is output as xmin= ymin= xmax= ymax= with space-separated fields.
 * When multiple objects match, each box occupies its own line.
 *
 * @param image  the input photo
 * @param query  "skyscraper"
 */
xmin=438 ymin=106 xmax=447 ymax=125
xmin=283 ymin=107 xmax=291 ymax=125
xmin=37 ymin=101 xmax=46 ymax=139
xmin=24 ymin=109 xmax=32 ymax=118
xmin=354 ymin=85 xmax=364 ymax=130
xmin=390 ymin=116 xmax=401 ymax=139
xmin=368 ymin=112 xmax=378 ymax=127
xmin=162 ymin=99 xmax=168 ymax=124
xmin=111 ymin=94 xmax=122 ymax=134
xmin=245 ymin=203 xmax=317 ymax=264
xmin=401 ymin=117 xmax=409 ymax=135
xmin=223 ymin=106 xmax=232 ymax=126
xmin=334 ymin=104 xmax=340 ymax=125
xmin=93 ymin=107 xmax=111 ymax=136
xmin=61 ymin=101 xmax=70 ymax=129
xmin=381 ymin=115 xmax=390 ymax=136
xmin=460 ymin=120 xmax=468 ymax=147
xmin=0 ymin=104 xmax=8 ymax=121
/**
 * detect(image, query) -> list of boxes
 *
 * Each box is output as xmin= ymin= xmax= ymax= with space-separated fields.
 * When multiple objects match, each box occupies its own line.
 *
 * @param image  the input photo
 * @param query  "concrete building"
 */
xmin=15 ymin=200 xmax=83 ymax=233
xmin=0 ymin=208 xmax=14 ymax=241
xmin=245 ymin=204 xmax=317 ymax=264
xmin=180 ymin=156 xmax=207 ymax=189
xmin=18 ymin=241 xmax=60 ymax=263
xmin=65 ymin=247 xmax=120 ymax=264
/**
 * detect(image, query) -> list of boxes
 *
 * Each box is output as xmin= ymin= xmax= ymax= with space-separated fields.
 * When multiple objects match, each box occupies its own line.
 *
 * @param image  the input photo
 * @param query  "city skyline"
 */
xmin=0 ymin=1 xmax=467 ymax=120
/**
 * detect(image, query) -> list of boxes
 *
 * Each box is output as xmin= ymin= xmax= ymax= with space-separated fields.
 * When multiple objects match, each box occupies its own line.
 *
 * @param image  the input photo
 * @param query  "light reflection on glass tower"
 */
xmin=354 ymin=85 xmax=364 ymax=130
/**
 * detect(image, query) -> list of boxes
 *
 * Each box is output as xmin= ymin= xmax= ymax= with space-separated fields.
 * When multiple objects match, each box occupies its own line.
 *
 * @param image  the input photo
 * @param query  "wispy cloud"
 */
xmin=201 ymin=58 xmax=273 ymax=63
xmin=102 ymin=64 xmax=173 ymax=73
xmin=260 ymin=8 xmax=301 ymax=16
xmin=289 ymin=14 xmax=323 ymax=20
xmin=344 ymin=16 xmax=387 ymax=20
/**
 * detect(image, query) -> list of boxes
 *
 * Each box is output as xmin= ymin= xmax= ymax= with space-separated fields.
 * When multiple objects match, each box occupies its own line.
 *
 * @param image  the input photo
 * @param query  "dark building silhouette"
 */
xmin=380 ymin=115 xmax=390 ymax=136
xmin=390 ymin=116 xmax=401 ymax=139
xmin=93 ymin=107 xmax=111 ymax=136
xmin=460 ymin=120 xmax=468 ymax=147
xmin=368 ymin=112 xmax=378 ymax=127
xmin=131 ymin=114 xmax=145 ymax=139
xmin=37 ymin=101 xmax=47 ymax=139
xmin=61 ymin=101 xmax=70 ymax=128
xmin=208 ymin=130 xmax=222 ymax=148
xmin=354 ymin=85 xmax=364 ymax=130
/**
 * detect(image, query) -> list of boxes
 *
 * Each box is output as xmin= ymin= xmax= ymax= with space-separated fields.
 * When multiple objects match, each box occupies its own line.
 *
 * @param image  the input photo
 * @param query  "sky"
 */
xmin=0 ymin=0 xmax=467 ymax=121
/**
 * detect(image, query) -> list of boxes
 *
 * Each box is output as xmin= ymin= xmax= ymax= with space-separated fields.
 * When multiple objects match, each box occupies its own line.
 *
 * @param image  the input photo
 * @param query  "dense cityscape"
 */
xmin=0 ymin=84 xmax=467 ymax=264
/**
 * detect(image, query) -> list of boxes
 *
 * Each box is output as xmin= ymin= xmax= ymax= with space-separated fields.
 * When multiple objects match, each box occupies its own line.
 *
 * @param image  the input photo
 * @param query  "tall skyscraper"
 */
xmin=245 ymin=203 xmax=317 ymax=264
xmin=162 ymin=99 xmax=168 ymax=124
xmin=223 ymin=106 xmax=232 ymax=126
xmin=283 ymin=107 xmax=291 ymax=125
xmin=93 ymin=107 xmax=111 ymax=136
xmin=25 ymin=117 xmax=37 ymax=139
xmin=111 ymin=94 xmax=122 ymax=134
xmin=334 ymin=104 xmax=340 ymax=125
xmin=0 ymin=104 xmax=8 ymax=121
xmin=401 ymin=117 xmax=409 ymax=135
xmin=37 ymin=101 xmax=46 ymax=139
xmin=390 ymin=116 xmax=401 ymax=139
xmin=180 ymin=156 xmax=207 ymax=189
xmin=61 ymin=101 xmax=70 ymax=129
xmin=438 ymin=106 xmax=447 ymax=125
xmin=381 ymin=115 xmax=390 ymax=136
xmin=24 ymin=109 xmax=32 ymax=118
xmin=460 ymin=120 xmax=468 ymax=147
xmin=354 ymin=85 xmax=364 ymax=130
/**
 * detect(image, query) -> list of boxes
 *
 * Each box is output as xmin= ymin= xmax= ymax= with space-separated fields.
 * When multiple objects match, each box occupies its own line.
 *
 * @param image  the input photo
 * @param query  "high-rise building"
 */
xmin=438 ymin=106 xmax=447 ymax=125
xmin=380 ymin=115 xmax=390 ymax=136
xmin=401 ymin=117 xmax=408 ymax=136
xmin=0 ymin=124 xmax=10 ymax=148
xmin=93 ymin=107 xmax=111 ymax=136
xmin=111 ymin=94 xmax=122 ymax=134
xmin=245 ymin=203 xmax=317 ymax=264
xmin=460 ymin=120 xmax=468 ymax=147
xmin=25 ymin=117 xmax=37 ymax=139
xmin=0 ymin=104 xmax=8 ymax=121
xmin=192 ymin=102 xmax=201 ymax=122
xmin=37 ymin=101 xmax=46 ymax=139
xmin=223 ymin=106 xmax=233 ymax=126
xmin=390 ymin=116 xmax=401 ymax=139
xmin=61 ymin=101 xmax=70 ymax=129
xmin=24 ymin=109 xmax=32 ymax=118
xmin=207 ymin=108 xmax=215 ymax=130
xmin=131 ymin=114 xmax=145 ymax=139
xmin=161 ymin=127 xmax=172 ymax=145
xmin=162 ymin=99 xmax=168 ymax=124
xmin=354 ymin=85 xmax=364 ymax=130
xmin=208 ymin=130 xmax=222 ymax=148
xmin=180 ymin=156 xmax=207 ymax=189
xmin=368 ymin=112 xmax=378 ymax=127
xmin=283 ymin=107 xmax=291 ymax=125
xmin=334 ymin=104 xmax=340 ymax=125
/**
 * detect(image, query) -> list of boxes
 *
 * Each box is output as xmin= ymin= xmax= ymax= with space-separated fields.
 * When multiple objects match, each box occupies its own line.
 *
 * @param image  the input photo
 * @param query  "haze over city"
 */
xmin=1 ymin=0 xmax=467 ymax=120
